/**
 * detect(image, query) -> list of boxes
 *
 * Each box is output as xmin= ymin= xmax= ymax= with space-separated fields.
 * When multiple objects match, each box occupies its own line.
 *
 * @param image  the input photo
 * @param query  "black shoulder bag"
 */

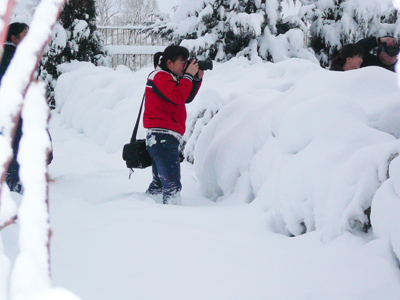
xmin=122 ymin=92 xmax=153 ymax=172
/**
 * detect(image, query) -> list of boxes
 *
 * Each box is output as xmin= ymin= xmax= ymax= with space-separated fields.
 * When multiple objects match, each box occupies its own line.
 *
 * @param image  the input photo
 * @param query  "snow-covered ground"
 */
xmin=3 ymin=57 xmax=400 ymax=299
xmin=44 ymin=124 xmax=400 ymax=300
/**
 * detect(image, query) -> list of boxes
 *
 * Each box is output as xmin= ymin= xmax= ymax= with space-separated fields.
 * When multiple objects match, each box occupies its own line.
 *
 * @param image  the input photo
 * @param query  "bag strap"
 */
xmin=130 ymin=70 xmax=158 ymax=143
xmin=130 ymin=91 xmax=146 ymax=144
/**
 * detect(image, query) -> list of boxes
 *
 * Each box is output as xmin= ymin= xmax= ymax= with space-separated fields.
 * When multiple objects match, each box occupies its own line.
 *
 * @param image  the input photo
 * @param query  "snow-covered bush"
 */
xmin=367 ymin=0 xmax=400 ymax=269
xmin=301 ymin=0 xmax=400 ymax=67
xmin=39 ymin=0 xmax=109 ymax=108
xmin=193 ymin=64 xmax=400 ymax=242
xmin=53 ymin=57 xmax=400 ymax=260
xmin=151 ymin=0 xmax=317 ymax=63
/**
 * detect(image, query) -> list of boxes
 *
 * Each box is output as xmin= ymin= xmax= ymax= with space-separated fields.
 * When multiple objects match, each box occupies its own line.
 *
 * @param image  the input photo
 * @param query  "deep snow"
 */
xmin=4 ymin=57 xmax=399 ymax=299
xmin=0 ymin=0 xmax=399 ymax=299
xmin=0 ymin=22 xmax=400 ymax=297
xmin=46 ymin=113 xmax=400 ymax=300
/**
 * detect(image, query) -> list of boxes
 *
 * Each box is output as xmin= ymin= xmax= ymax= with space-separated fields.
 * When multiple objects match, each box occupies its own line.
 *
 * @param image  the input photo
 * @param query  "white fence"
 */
xmin=99 ymin=26 xmax=168 ymax=70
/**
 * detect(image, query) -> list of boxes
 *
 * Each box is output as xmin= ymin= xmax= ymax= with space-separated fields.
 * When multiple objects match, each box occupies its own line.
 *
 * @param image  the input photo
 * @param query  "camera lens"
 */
xmin=197 ymin=60 xmax=213 ymax=71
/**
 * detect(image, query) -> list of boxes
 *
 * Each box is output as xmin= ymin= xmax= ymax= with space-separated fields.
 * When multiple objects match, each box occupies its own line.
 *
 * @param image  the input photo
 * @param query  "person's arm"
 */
xmin=186 ymin=76 xmax=202 ymax=104
xmin=186 ymin=69 xmax=204 ymax=103
xmin=356 ymin=37 xmax=379 ymax=52
xmin=356 ymin=37 xmax=384 ymax=68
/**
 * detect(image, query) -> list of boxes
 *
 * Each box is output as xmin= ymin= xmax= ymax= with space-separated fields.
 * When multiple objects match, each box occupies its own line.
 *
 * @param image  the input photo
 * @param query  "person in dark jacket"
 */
xmin=0 ymin=22 xmax=28 ymax=79
xmin=0 ymin=23 xmax=29 ymax=193
xmin=356 ymin=36 xmax=398 ymax=72
xmin=143 ymin=45 xmax=203 ymax=205
xmin=330 ymin=44 xmax=364 ymax=71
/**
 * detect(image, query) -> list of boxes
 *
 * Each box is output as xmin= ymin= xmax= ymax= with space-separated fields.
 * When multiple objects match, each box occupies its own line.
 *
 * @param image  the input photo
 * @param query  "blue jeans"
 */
xmin=6 ymin=118 xmax=23 ymax=193
xmin=146 ymin=131 xmax=181 ymax=204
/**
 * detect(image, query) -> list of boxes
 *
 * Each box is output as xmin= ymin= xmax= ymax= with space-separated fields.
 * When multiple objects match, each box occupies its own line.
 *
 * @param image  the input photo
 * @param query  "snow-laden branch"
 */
xmin=0 ymin=0 xmax=66 ymax=202
xmin=0 ymin=0 xmax=68 ymax=299
xmin=9 ymin=81 xmax=52 ymax=300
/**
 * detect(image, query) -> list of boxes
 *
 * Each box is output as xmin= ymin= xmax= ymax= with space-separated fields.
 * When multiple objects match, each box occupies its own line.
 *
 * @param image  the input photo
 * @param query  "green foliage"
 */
xmin=60 ymin=0 xmax=96 ymax=29
xmin=150 ymin=0 xmax=316 ymax=63
xmin=40 ymin=0 xmax=107 ymax=108
xmin=224 ymin=29 xmax=253 ymax=56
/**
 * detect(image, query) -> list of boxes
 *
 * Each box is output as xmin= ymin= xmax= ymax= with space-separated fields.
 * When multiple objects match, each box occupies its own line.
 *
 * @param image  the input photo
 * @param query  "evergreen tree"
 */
xmin=151 ymin=0 xmax=316 ymax=63
xmin=301 ymin=0 xmax=400 ymax=67
xmin=40 ymin=0 xmax=108 ymax=108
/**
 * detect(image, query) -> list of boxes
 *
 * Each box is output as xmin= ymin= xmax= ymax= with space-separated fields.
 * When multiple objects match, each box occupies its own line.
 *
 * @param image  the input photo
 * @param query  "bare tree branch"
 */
xmin=0 ymin=214 xmax=17 ymax=230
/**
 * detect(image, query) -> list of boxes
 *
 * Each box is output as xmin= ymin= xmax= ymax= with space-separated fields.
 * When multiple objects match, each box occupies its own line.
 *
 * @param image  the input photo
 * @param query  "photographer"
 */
xmin=0 ymin=23 xmax=53 ymax=194
xmin=330 ymin=44 xmax=364 ymax=71
xmin=356 ymin=36 xmax=398 ymax=72
xmin=143 ymin=45 xmax=204 ymax=205
xmin=0 ymin=22 xmax=29 ymax=193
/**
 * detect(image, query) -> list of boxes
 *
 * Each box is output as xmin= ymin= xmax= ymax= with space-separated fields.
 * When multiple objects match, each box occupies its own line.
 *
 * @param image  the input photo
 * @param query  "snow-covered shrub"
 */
xmin=369 ymin=0 xmax=400 ymax=265
xmin=53 ymin=56 xmax=400 ymax=261
xmin=193 ymin=64 xmax=400 ymax=241
xmin=183 ymin=87 xmax=227 ymax=163
xmin=39 ymin=0 xmax=109 ymax=108
xmin=371 ymin=152 xmax=400 ymax=262
xmin=151 ymin=0 xmax=317 ymax=63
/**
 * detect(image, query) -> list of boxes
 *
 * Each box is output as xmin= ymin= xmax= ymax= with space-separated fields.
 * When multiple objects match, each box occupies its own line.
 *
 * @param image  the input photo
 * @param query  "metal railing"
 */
xmin=98 ymin=26 xmax=168 ymax=70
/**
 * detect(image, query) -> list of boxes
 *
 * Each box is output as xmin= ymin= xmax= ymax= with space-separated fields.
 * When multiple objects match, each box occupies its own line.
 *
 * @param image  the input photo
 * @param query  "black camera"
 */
xmin=189 ymin=59 xmax=213 ymax=71
xmin=382 ymin=42 xmax=400 ymax=57
xmin=197 ymin=59 xmax=213 ymax=70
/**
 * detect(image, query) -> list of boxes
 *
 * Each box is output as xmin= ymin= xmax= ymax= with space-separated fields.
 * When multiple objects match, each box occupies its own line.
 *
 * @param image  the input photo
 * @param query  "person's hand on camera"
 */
xmin=379 ymin=51 xmax=398 ymax=65
xmin=197 ymin=70 xmax=204 ymax=79
xmin=380 ymin=36 xmax=397 ymax=46
xmin=185 ymin=59 xmax=199 ymax=76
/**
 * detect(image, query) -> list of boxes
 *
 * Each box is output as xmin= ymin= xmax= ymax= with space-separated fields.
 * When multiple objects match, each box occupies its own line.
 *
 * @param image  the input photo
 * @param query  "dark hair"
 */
xmin=330 ymin=44 xmax=364 ymax=71
xmin=7 ymin=22 xmax=29 ymax=43
xmin=153 ymin=45 xmax=189 ymax=70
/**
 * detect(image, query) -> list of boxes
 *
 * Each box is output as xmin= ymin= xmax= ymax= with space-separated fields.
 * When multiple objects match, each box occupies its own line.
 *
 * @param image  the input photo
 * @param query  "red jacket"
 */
xmin=143 ymin=69 xmax=202 ymax=135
